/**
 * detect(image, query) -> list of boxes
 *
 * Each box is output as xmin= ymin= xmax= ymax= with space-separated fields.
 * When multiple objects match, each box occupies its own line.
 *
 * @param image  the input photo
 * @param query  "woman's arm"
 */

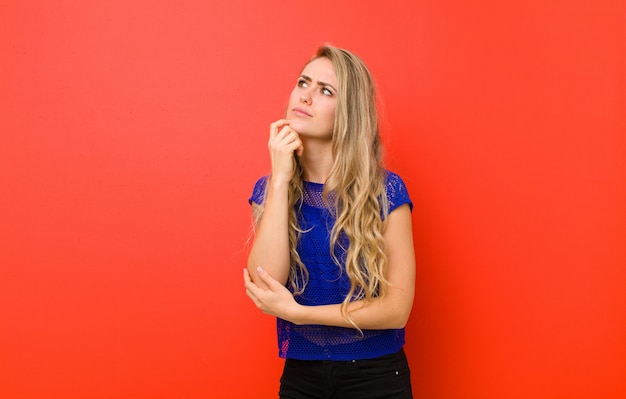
xmin=247 ymin=120 xmax=303 ymax=289
xmin=244 ymin=203 xmax=415 ymax=329
xmin=247 ymin=181 xmax=291 ymax=289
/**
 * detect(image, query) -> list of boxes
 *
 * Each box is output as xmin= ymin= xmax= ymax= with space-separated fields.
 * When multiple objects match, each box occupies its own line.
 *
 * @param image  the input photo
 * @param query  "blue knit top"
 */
xmin=249 ymin=171 xmax=413 ymax=361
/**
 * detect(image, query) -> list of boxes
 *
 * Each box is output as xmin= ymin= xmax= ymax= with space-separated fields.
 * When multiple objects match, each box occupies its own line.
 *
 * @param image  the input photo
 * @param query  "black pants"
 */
xmin=279 ymin=348 xmax=413 ymax=399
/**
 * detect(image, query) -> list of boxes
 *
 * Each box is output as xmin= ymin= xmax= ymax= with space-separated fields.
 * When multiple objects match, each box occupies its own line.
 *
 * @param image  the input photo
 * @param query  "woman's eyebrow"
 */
xmin=300 ymin=75 xmax=337 ymax=92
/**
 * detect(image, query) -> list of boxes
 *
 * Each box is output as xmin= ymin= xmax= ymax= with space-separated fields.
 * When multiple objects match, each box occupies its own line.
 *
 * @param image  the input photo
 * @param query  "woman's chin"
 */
xmin=287 ymin=120 xmax=306 ymax=134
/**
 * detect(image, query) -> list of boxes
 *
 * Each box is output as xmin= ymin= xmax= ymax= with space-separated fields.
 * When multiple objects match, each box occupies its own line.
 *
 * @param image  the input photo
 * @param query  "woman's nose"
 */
xmin=300 ymin=90 xmax=311 ymax=104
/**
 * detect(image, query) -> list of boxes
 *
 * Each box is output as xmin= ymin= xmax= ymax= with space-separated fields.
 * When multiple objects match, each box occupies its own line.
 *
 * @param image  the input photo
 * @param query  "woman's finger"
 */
xmin=294 ymin=138 xmax=304 ymax=157
xmin=275 ymin=125 xmax=296 ymax=142
xmin=244 ymin=269 xmax=262 ymax=297
xmin=269 ymin=127 xmax=298 ymax=155
xmin=269 ymin=119 xmax=290 ymax=139
xmin=256 ymin=266 xmax=280 ymax=291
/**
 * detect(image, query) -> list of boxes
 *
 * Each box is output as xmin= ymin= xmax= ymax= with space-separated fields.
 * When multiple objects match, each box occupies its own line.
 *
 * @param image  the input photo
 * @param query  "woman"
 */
xmin=244 ymin=45 xmax=415 ymax=399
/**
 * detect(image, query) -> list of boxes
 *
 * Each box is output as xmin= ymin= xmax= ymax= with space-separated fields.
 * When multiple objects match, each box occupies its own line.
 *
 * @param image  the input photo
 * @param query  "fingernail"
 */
xmin=257 ymin=266 xmax=264 ymax=274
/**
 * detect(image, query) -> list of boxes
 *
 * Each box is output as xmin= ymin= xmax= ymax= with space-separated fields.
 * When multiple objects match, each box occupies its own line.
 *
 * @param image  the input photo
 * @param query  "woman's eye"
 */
xmin=322 ymin=87 xmax=333 ymax=96
xmin=297 ymin=79 xmax=308 ymax=88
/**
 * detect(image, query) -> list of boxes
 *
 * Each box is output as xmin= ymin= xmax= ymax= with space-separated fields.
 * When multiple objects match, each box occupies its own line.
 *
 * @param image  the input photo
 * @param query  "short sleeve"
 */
xmin=248 ymin=176 xmax=268 ymax=206
xmin=385 ymin=171 xmax=413 ymax=214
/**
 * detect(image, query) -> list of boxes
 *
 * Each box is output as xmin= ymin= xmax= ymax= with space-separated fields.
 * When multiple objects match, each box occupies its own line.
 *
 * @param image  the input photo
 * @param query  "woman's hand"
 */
xmin=268 ymin=119 xmax=303 ymax=184
xmin=245 ymin=120 xmax=301 ymax=290
xmin=244 ymin=266 xmax=301 ymax=323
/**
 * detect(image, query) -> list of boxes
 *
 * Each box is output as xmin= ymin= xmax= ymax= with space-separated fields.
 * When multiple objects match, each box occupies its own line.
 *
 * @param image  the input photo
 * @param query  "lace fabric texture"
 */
xmin=249 ymin=171 xmax=412 ymax=360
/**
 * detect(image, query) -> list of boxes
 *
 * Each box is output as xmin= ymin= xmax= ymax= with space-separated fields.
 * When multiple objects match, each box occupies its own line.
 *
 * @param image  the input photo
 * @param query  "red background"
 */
xmin=1 ymin=1 xmax=625 ymax=398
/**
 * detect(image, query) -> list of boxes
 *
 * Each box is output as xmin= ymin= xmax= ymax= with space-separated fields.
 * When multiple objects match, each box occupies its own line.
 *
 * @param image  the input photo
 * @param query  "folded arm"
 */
xmin=244 ymin=203 xmax=415 ymax=330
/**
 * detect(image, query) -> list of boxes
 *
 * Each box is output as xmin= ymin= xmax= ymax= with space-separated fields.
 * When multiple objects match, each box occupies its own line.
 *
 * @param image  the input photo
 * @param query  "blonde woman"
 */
xmin=244 ymin=45 xmax=415 ymax=399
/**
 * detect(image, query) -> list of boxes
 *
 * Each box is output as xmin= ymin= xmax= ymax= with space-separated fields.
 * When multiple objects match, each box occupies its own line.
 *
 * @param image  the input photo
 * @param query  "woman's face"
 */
xmin=285 ymin=57 xmax=337 ymax=141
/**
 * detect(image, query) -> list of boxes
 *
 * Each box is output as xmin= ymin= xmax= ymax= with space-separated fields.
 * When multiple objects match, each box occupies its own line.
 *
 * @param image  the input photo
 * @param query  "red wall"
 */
xmin=1 ymin=1 xmax=624 ymax=398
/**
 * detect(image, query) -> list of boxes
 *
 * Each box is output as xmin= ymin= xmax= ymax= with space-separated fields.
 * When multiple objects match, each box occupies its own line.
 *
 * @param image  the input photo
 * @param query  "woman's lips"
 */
xmin=292 ymin=107 xmax=312 ymax=117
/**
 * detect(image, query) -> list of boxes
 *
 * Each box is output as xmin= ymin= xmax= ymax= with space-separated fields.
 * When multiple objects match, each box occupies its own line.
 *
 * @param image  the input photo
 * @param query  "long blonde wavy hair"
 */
xmin=256 ymin=45 xmax=389 ymax=329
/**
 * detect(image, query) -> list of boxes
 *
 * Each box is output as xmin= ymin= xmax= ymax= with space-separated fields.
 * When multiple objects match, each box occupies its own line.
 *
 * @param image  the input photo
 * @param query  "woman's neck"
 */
xmin=299 ymin=139 xmax=333 ymax=184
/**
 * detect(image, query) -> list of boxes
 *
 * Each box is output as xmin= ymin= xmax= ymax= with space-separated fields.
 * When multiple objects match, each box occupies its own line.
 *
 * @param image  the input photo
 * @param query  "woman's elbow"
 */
xmin=388 ymin=313 xmax=410 ymax=329
xmin=246 ymin=256 xmax=256 ymax=272
xmin=388 ymin=302 xmax=413 ymax=329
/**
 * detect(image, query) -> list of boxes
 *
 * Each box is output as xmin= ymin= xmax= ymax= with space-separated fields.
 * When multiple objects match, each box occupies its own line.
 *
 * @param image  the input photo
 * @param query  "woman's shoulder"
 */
xmin=384 ymin=170 xmax=409 ymax=191
xmin=248 ymin=175 xmax=269 ymax=205
xmin=253 ymin=175 xmax=269 ymax=187
xmin=383 ymin=170 xmax=412 ymax=212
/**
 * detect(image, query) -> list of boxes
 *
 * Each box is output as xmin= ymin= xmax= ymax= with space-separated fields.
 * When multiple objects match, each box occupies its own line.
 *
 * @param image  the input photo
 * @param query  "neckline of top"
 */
xmin=303 ymin=180 xmax=324 ymax=187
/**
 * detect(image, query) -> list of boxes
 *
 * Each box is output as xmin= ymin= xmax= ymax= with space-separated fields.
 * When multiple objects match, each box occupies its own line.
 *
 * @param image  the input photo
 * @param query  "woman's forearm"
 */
xmin=248 ymin=204 xmax=416 ymax=330
xmin=247 ymin=177 xmax=292 ymax=288
xmin=289 ymin=287 xmax=414 ymax=330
